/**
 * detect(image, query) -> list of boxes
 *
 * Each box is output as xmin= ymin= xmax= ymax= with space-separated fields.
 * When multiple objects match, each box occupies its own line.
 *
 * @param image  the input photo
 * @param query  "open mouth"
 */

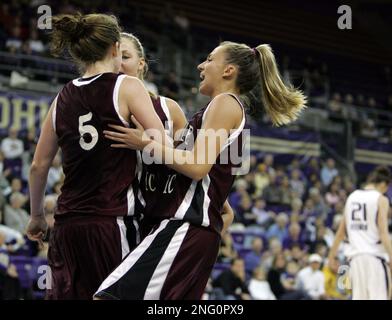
xmin=200 ymin=74 xmax=205 ymax=81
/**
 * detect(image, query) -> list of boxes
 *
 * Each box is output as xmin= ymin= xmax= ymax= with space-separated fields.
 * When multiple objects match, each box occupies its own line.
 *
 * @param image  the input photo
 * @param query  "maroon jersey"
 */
xmin=140 ymin=93 xmax=246 ymax=235
xmin=137 ymin=96 xmax=176 ymax=222
xmin=54 ymin=73 xmax=138 ymax=217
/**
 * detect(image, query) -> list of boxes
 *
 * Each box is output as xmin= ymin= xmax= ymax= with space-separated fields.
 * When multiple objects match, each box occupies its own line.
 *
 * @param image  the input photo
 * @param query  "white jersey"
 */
xmin=344 ymin=189 xmax=389 ymax=262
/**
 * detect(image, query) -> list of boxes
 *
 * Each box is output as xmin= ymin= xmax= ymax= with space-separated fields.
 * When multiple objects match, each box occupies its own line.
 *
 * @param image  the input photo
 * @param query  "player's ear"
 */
xmin=112 ymin=41 xmax=120 ymax=57
xmin=138 ymin=57 xmax=146 ymax=75
xmin=222 ymin=64 xmax=237 ymax=80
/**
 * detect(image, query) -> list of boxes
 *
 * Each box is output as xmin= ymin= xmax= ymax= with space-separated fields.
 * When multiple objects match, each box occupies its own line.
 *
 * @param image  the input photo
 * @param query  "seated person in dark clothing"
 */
xmin=212 ymin=258 xmax=251 ymax=300
xmin=216 ymin=231 xmax=238 ymax=263
xmin=267 ymin=254 xmax=310 ymax=300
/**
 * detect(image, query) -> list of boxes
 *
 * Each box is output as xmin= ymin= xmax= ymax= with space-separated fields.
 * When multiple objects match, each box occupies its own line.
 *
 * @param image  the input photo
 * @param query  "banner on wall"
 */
xmin=0 ymin=90 xmax=53 ymax=136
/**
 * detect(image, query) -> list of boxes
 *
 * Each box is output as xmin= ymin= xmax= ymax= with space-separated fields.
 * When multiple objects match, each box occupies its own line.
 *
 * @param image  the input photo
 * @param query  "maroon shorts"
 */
xmin=94 ymin=219 xmax=221 ymax=300
xmin=46 ymin=214 xmax=131 ymax=300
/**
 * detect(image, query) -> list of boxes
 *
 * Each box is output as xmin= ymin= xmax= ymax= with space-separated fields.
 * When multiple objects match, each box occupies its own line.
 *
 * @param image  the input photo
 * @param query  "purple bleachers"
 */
xmin=7 ymin=255 xmax=48 ymax=299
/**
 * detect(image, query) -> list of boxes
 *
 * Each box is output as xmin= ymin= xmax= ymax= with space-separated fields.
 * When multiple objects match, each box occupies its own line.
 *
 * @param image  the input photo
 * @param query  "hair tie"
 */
xmin=251 ymin=47 xmax=259 ymax=56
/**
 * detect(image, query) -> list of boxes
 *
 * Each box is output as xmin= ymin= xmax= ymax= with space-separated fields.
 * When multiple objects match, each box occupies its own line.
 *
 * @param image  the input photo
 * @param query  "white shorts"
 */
xmin=349 ymin=254 xmax=391 ymax=300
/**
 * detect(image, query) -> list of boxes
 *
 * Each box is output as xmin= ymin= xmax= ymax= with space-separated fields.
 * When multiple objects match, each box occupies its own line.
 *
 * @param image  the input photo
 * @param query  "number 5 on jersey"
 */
xmin=79 ymin=112 xmax=98 ymax=150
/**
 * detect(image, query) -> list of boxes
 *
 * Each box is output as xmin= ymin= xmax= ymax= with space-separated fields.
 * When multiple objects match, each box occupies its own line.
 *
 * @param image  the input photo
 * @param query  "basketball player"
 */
xmin=328 ymin=166 xmax=392 ymax=300
xmin=119 ymin=32 xmax=235 ymax=241
xmin=95 ymin=41 xmax=306 ymax=299
xmin=26 ymin=13 xmax=167 ymax=299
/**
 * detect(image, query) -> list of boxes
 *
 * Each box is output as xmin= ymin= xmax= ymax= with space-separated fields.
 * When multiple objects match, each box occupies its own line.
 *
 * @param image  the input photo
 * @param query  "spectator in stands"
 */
xmin=262 ymin=174 xmax=283 ymax=205
xmin=303 ymin=198 xmax=316 ymax=219
xmin=5 ymin=25 xmax=22 ymax=53
xmin=308 ymin=187 xmax=328 ymax=217
xmin=360 ymin=119 xmax=379 ymax=138
xmin=282 ymin=222 xmax=304 ymax=250
xmin=244 ymin=237 xmax=264 ymax=277
xmin=212 ymin=258 xmax=251 ymax=300
xmin=262 ymin=154 xmax=275 ymax=176
xmin=267 ymin=253 xmax=309 ymax=300
xmin=290 ymin=169 xmax=306 ymax=198
xmin=290 ymin=244 xmax=306 ymax=265
xmin=267 ymin=253 xmax=286 ymax=299
xmin=3 ymin=192 xmax=29 ymax=234
xmin=280 ymin=261 xmax=302 ymax=296
xmin=321 ymin=158 xmax=338 ymax=187
xmin=325 ymin=182 xmax=340 ymax=206
xmin=266 ymin=212 xmax=289 ymax=242
xmin=28 ymin=29 xmax=45 ymax=54
xmin=46 ymin=153 xmax=63 ymax=193
xmin=323 ymin=256 xmax=348 ymax=300
xmin=296 ymin=254 xmax=326 ymax=300
xmin=254 ymin=164 xmax=270 ymax=196
xmin=248 ymin=266 xmax=276 ymax=300
xmin=4 ymin=177 xmax=26 ymax=203
xmin=279 ymin=176 xmax=293 ymax=206
xmin=0 ymin=151 xmax=11 ymax=196
xmin=252 ymin=199 xmax=274 ymax=229
xmin=0 ymin=224 xmax=25 ymax=252
xmin=236 ymin=195 xmax=255 ymax=226
xmin=304 ymin=157 xmax=320 ymax=180
xmin=290 ymin=197 xmax=303 ymax=216
xmin=1 ymin=128 xmax=24 ymax=161
xmin=229 ymin=179 xmax=248 ymax=213
xmin=217 ymin=231 xmax=238 ymax=263
xmin=327 ymin=93 xmax=343 ymax=114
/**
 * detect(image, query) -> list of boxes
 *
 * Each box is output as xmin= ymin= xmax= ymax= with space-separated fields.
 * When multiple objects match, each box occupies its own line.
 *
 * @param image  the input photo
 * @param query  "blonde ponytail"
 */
xmin=255 ymin=44 xmax=307 ymax=126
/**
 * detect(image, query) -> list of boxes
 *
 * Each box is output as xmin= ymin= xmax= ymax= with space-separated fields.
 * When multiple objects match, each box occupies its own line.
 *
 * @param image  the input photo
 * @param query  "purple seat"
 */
xmin=231 ymin=232 xmax=245 ymax=247
xmin=8 ymin=256 xmax=34 ymax=289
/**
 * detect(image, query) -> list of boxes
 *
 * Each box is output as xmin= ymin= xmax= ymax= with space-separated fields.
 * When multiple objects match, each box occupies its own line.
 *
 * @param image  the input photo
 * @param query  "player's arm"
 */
xmin=27 ymin=99 xmax=59 ymax=245
xmin=327 ymin=214 xmax=346 ymax=265
xmin=105 ymin=94 xmax=242 ymax=180
xmin=119 ymin=77 xmax=168 ymax=145
xmin=29 ymin=100 xmax=59 ymax=217
xmin=221 ymin=200 xmax=234 ymax=237
xmin=165 ymin=97 xmax=187 ymax=140
xmin=377 ymin=195 xmax=392 ymax=269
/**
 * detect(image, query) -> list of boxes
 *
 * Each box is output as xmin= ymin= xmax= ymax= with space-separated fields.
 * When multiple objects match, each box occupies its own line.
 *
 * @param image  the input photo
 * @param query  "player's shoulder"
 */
xmin=210 ymin=93 xmax=242 ymax=111
xmin=206 ymin=93 xmax=243 ymax=124
xmin=120 ymin=75 xmax=145 ymax=92
xmin=378 ymin=194 xmax=389 ymax=206
xmin=163 ymin=97 xmax=181 ymax=111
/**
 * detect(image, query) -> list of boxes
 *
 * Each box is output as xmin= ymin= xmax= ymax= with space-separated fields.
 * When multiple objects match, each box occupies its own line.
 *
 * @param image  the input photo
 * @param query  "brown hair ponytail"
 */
xmin=255 ymin=44 xmax=307 ymax=126
xmin=50 ymin=13 xmax=121 ymax=70
xmin=221 ymin=41 xmax=307 ymax=126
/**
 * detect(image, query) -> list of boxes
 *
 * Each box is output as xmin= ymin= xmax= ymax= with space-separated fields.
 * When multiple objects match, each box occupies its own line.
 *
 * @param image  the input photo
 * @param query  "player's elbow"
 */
xmin=30 ymin=160 xmax=51 ymax=175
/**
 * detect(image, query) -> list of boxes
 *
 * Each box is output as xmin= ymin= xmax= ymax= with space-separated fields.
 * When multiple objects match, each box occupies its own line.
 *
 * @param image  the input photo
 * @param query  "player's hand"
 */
xmin=26 ymin=215 xmax=48 ymax=250
xmin=104 ymin=117 xmax=151 ymax=150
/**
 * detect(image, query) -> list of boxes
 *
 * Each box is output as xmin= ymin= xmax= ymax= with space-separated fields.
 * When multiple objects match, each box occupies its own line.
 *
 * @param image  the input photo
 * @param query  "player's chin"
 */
xmin=198 ymin=82 xmax=210 ymax=96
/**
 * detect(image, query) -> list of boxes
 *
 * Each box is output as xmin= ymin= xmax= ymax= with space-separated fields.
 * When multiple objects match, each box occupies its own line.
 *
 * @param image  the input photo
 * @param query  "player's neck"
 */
xmin=83 ymin=60 xmax=116 ymax=78
xmin=211 ymin=83 xmax=240 ymax=98
xmin=364 ymin=184 xmax=382 ymax=193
